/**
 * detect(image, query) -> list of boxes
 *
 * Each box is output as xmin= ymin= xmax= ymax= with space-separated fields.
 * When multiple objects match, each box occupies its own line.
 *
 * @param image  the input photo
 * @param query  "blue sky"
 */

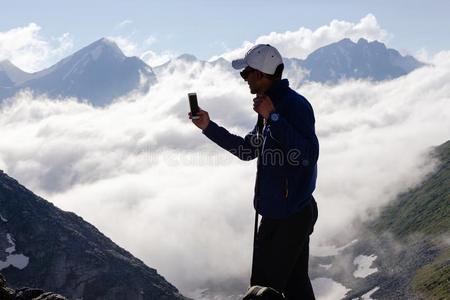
xmin=2 ymin=0 xmax=450 ymax=60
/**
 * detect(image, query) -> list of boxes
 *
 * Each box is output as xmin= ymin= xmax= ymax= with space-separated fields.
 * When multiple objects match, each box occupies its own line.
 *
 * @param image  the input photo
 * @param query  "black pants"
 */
xmin=251 ymin=197 xmax=318 ymax=300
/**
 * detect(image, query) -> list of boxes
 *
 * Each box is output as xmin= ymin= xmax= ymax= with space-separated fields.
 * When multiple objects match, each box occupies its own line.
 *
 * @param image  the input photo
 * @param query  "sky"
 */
xmin=2 ymin=0 xmax=450 ymax=65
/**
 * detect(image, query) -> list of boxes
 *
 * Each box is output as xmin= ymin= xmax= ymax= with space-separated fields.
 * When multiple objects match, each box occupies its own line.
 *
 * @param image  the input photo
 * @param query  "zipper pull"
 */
xmin=285 ymin=179 xmax=289 ymax=199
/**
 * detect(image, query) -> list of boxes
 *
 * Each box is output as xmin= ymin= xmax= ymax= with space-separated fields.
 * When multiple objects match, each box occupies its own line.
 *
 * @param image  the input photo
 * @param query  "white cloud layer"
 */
xmin=0 ymin=23 xmax=73 ymax=72
xmin=1 ymin=51 xmax=449 ymax=298
xmin=210 ymin=14 xmax=389 ymax=61
xmin=141 ymin=49 xmax=177 ymax=67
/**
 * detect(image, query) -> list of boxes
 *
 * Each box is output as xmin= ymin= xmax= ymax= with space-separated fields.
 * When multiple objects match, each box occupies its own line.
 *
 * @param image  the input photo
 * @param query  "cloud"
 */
xmin=1 ymin=51 xmax=449 ymax=298
xmin=115 ymin=19 xmax=133 ymax=29
xmin=144 ymin=36 xmax=157 ymax=46
xmin=141 ymin=49 xmax=177 ymax=67
xmin=0 ymin=23 xmax=73 ymax=72
xmin=107 ymin=35 xmax=139 ymax=56
xmin=106 ymin=35 xmax=176 ymax=67
xmin=56 ymin=13 xmax=391 ymax=73
xmin=210 ymin=14 xmax=389 ymax=61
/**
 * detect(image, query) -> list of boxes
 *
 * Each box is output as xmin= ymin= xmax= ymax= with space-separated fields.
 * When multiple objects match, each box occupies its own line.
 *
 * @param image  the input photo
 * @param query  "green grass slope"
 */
xmin=412 ymin=247 xmax=449 ymax=300
xmin=370 ymin=140 xmax=449 ymax=299
xmin=372 ymin=140 xmax=450 ymax=237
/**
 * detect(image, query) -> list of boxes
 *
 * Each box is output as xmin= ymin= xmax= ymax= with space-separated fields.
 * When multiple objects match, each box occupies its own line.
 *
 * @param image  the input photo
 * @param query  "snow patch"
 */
xmin=319 ymin=263 xmax=333 ymax=270
xmin=0 ymin=213 xmax=7 ymax=222
xmin=362 ymin=286 xmax=380 ymax=300
xmin=0 ymin=233 xmax=30 ymax=271
xmin=0 ymin=254 xmax=29 ymax=270
xmin=312 ymin=277 xmax=350 ymax=300
xmin=5 ymin=233 xmax=15 ymax=253
xmin=353 ymin=254 xmax=378 ymax=278
xmin=352 ymin=286 xmax=380 ymax=300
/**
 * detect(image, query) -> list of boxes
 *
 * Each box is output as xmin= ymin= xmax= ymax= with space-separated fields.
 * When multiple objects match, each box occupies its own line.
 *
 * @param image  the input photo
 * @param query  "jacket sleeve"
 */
xmin=268 ymin=105 xmax=319 ymax=166
xmin=202 ymin=121 xmax=260 ymax=161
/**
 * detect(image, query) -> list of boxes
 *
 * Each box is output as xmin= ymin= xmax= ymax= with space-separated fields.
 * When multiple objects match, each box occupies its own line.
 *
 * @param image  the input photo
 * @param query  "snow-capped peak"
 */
xmin=88 ymin=38 xmax=125 ymax=61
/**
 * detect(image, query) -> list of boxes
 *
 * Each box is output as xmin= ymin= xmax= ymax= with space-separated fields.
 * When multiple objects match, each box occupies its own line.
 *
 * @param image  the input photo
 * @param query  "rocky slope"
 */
xmin=1 ymin=273 xmax=67 ymax=300
xmin=311 ymin=140 xmax=449 ymax=299
xmin=0 ymin=170 xmax=188 ymax=300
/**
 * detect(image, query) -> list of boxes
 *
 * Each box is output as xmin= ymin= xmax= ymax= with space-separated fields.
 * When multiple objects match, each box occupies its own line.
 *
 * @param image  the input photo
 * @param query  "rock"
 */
xmin=0 ymin=171 xmax=189 ymax=300
xmin=0 ymin=273 xmax=67 ymax=300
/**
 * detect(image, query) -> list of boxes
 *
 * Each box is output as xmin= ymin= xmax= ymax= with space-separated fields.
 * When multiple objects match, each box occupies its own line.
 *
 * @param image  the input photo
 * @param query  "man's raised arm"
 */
xmin=189 ymin=109 xmax=260 ymax=161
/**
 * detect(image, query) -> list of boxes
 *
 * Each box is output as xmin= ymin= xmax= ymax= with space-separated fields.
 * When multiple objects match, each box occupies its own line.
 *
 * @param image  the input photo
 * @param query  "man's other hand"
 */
xmin=188 ymin=108 xmax=210 ymax=130
xmin=253 ymin=94 xmax=275 ymax=119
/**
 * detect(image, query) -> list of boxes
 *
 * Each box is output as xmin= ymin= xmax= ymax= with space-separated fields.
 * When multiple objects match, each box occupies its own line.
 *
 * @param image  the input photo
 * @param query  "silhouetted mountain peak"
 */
xmin=81 ymin=37 xmax=125 ymax=61
xmin=51 ymin=37 xmax=126 ymax=72
xmin=0 ymin=37 xmax=156 ymax=106
xmin=298 ymin=38 xmax=424 ymax=83
xmin=0 ymin=170 xmax=187 ymax=299
xmin=357 ymin=37 xmax=368 ymax=44
xmin=0 ymin=60 xmax=14 ymax=70
xmin=176 ymin=54 xmax=198 ymax=62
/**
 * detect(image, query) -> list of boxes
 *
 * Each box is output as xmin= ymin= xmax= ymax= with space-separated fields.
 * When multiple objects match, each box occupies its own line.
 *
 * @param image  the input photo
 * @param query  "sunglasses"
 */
xmin=240 ymin=67 xmax=257 ymax=79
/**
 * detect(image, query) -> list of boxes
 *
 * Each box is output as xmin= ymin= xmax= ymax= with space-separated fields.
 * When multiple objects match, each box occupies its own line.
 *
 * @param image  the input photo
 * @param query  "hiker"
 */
xmin=189 ymin=44 xmax=319 ymax=300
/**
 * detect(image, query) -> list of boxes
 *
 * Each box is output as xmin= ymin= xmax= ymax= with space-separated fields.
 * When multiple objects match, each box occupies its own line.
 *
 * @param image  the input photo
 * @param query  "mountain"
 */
xmin=152 ymin=54 xmax=235 ymax=78
xmin=0 ymin=170 xmax=188 ymax=300
xmin=365 ymin=140 xmax=449 ymax=299
xmin=152 ymin=54 xmax=203 ymax=77
xmin=0 ymin=60 xmax=34 ymax=88
xmin=0 ymin=38 xmax=156 ymax=106
xmin=286 ymin=38 xmax=424 ymax=84
xmin=0 ymin=62 xmax=15 ymax=88
xmin=371 ymin=141 xmax=449 ymax=238
xmin=1 ymin=273 xmax=67 ymax=299
xmin=311 ymin=140 xmax=449 ymax=299
xmin=0 ymin=38 xmax=426 ymax=106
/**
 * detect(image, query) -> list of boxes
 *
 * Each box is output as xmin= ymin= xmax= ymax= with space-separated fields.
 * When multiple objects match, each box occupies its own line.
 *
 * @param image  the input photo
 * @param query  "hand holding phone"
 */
xmin=188 ymin=92 xmax=210 ymax=130
xmin=188 ymin=93 xmax=200 ymax=120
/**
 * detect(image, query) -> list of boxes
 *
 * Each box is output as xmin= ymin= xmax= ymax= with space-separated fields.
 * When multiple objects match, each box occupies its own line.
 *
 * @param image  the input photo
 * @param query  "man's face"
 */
xmin=241 ymin=67 xmax=260 ymax=94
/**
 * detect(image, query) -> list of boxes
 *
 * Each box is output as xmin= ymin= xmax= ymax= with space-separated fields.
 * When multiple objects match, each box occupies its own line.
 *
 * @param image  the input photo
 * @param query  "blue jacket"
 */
xmin=202 ymin=79 xmax=319 ymax=218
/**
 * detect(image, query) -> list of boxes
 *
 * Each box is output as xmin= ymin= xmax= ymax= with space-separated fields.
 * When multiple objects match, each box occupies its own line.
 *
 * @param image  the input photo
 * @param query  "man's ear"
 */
xmin=256 ymin=70 xmax=264 ymax=80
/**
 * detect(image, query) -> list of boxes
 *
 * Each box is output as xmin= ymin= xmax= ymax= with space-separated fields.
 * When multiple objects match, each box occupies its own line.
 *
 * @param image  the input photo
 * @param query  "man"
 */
xmin=189 ymin=44 xmax=319 ymax=299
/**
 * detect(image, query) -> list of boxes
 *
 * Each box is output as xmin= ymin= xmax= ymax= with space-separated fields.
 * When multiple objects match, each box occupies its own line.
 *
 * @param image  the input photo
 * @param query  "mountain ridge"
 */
xmin=1 ymin=272 xmax=67 ymax=300
xmin=0 ymin=60 xmax=35 ymax=88
xmin=291 ymin=37 xmax=424 ymax=83
xmin=0 ymin=38 xmax=156 ymax=106
xmin=0 ymin=38 xmax=424 ymax=106
xmin=310 ymin=140 xmax=449 ymax=299
xmin=0 ymin=169 xmax=188 ymax=300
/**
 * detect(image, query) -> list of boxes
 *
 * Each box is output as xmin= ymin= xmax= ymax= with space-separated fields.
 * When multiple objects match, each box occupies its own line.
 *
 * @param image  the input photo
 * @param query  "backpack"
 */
xmin=243 ymin=286 xmax=285 ymax=300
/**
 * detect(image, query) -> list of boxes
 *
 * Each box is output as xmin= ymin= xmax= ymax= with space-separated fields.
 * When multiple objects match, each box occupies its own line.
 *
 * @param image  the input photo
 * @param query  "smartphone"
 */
xmin=188 ymin=93 xmax=200 ymax=120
